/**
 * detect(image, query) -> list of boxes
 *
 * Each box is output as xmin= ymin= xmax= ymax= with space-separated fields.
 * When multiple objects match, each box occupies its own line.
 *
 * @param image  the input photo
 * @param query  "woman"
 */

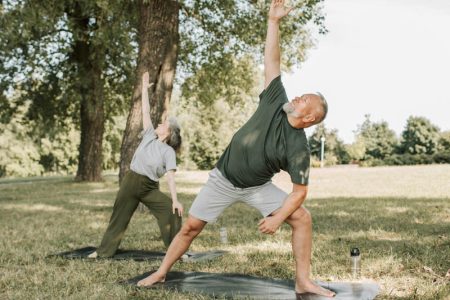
xmin=89 ymin=71 xmax=183 ymax=258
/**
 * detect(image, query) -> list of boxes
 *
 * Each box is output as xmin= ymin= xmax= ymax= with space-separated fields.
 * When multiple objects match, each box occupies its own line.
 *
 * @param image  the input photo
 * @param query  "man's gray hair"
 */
xmin=315 ymin=92 xmax=328 ymax=124
xmin=167 ymin=117 xmax=182 ymax=152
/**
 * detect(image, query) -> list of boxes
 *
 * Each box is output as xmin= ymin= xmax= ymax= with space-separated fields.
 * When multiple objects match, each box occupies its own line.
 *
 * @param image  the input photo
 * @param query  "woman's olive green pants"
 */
xmin=96 ymin=171 xmax=181 ymax=257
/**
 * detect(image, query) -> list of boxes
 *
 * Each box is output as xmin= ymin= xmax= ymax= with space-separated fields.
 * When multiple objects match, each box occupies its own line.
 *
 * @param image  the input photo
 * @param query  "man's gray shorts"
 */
xmin=189 ymin=168 xmax=288 ymax=223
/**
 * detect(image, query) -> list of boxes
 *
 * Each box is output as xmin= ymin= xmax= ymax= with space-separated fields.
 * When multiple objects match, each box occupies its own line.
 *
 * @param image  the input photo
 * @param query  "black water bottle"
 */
xmin=350 ymin=247 xmax=361 ymax=278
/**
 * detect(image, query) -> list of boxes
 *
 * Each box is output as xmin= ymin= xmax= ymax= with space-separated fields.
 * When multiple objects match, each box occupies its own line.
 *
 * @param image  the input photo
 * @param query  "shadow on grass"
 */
xmin=209 ymin=197 xmax=450 ymax=274
xmin=1 ymin=189 xmax=449 ymax=300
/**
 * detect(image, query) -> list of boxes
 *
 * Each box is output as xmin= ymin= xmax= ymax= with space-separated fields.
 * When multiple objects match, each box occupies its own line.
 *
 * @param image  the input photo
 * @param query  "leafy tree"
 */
xmin=1 ymin=0 xmax=326 ymax=181
xmin=355 ymin=115 xmax=398 ymax=160
xmin=438 ymin=130 xmax=450 ymax=151
xmin=309 ymin=123 xmax=349 ymax=165
xmin=0 ymin=101 xmax=43 ymax=177
xmin=1 ymin=0 xmax=136 ymax=181
xmin=346 ymin=138 xmax=366 ymax=162
xmin=38 ymin=122 xmax=79 ymax=174
xmin=176 ymin=56 xmax=259 ymax=169
xmin=119 ymin=0 xmax=327 ymax=181
xmin=102 ymin=116 xmax=126 ymax=171
xmin=400 ymin=116 xmax=440 ymax=155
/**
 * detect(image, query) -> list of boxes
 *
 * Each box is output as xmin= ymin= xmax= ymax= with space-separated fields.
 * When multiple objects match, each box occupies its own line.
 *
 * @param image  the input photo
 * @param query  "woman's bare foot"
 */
xmin=137 ymin=271 xmax=166 ymax=287
xmin=295 ymin=280 xmax=335 ymax=298
xmin=87 ymin=251 xmax=98 ymax=258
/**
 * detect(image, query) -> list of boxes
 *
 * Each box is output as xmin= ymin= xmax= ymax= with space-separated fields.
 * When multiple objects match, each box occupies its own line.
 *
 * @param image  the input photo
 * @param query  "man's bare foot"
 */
xmin=87 ymin=251 xmax=98 ymax=258
xmin=137 ymin=271 xmax=166 ymax=287
xmin=295 ymin=280 xmax=335 ymax=298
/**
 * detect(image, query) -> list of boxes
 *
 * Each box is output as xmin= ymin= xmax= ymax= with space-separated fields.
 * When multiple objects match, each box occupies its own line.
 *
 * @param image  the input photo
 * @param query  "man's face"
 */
xmin=282 ymin=93 xmax=323 ymax=128
xmin=291 ymin=94 xmax=320 ymax=117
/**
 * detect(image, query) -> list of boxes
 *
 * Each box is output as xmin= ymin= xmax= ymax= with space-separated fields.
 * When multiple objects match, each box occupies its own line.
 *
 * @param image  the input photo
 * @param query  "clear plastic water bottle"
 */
xmin=350 ymin=247 xmax=361 ymax=278
xmin=219 ymin=227 xmax=228 ymax=244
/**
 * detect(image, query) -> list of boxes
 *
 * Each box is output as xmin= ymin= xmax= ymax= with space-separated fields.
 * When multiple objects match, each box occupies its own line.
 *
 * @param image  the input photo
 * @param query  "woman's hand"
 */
xmin=166 ymin=170 xmax=182 ymax=217
xmin=172 ymin=200 xmax=183 ymax=217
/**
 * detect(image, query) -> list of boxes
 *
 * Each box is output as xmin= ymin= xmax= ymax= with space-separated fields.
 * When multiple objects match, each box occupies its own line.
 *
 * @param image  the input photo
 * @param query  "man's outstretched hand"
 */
xmin=269 ymin=0 xmax=293 ymax=22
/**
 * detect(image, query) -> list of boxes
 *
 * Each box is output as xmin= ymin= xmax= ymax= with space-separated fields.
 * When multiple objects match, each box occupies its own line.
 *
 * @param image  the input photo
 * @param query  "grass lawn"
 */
xmin=0 ymin=164 xmax=449 ymax=299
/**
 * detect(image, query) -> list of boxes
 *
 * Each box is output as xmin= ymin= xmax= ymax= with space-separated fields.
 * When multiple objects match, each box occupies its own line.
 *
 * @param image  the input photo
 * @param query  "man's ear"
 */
xmin=303 ymin=114 xmax=316 ymax=123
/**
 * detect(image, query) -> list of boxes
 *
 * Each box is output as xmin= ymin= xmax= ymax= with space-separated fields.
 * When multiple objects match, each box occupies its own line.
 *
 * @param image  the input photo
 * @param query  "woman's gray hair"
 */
xmin=167 ymin=117 xmax=182 ymax=152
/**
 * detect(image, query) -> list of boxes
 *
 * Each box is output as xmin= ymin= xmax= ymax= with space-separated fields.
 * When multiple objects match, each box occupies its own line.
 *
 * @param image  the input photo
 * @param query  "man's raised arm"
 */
xmin=264 ymin=0 xmax=293 ymax=89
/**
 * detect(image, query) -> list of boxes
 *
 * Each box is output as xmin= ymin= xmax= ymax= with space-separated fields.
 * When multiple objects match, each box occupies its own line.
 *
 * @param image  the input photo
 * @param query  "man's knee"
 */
xmin=287 ymin=206 xmax=312 ymax=227
xmin=179 ymin=216 xmax=205 ymax=238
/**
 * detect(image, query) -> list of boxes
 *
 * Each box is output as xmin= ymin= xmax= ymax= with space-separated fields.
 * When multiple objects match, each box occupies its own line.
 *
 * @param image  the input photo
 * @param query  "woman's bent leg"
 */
xmin=141 ymin=189 xmax=182 ymax=248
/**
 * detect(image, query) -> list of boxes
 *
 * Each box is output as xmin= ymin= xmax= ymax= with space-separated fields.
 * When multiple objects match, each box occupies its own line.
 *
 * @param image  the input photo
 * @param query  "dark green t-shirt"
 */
xmin=216 ymin=76 xmax=310 ymax=188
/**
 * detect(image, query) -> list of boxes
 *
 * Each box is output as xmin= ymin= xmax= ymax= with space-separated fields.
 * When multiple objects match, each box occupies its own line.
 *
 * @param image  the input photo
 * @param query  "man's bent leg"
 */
xmin=137 ymin=215 xmax=206 ymax=286
xmin=282 ymin=207 xmax=335 ymax=297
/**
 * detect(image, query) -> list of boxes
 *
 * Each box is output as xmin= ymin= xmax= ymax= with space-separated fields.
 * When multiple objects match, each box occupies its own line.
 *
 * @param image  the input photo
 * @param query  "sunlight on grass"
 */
xmin=90 ymin=188 xmax=117 ymax=193
xmin=384 ymin=206 xmax=410 ymax=213
xmin=273 ymin=164 xmax=450 ymax=199
xmin=88 ymin=221 xmax=107 ymax=230
xmin=2 ymin=203 xmax=66 ymax=212
xmin=176 ymin=186 xmax=203 ymax=194
xmin=365 ymin=254 xmax=405 ymax=275
xmin=0 ymin=164 xmax=449 ymax=299
xmin=227 ymin=240 xmax=292 ymax=255
xmin=329 ymin=211 xmax=351 ymax=217
xmin=68 ymin=199 xmax=111 ymax=207
xmin=341 ymin=229 xmax=406 ymax=242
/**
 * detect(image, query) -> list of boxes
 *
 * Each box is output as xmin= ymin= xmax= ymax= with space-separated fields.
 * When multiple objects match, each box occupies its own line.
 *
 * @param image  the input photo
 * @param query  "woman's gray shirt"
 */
xmin=130 ymin=127 xmax=177 ymax=181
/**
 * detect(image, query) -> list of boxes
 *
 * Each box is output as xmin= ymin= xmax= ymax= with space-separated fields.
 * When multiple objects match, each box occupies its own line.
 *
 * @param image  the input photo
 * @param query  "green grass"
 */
xmin=0 ymin=165 xmax=449 ymax=299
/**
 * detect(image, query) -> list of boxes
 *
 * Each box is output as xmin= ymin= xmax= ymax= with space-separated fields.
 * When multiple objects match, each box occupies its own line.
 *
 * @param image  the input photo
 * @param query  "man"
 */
xmin=138 ymin=0 xmax=334 ymax=297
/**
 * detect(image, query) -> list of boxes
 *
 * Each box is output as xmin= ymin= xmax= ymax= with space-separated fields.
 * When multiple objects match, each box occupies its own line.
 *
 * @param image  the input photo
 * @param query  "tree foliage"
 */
xmin=345 ymin=138 xmax=366 ymax=162
xmin=400 ymin=116 xmax=440 ymax=155
xmin=177 ymin=0 xmax=326 ymax=78
xmin=355 ymin=114 xmax=398 ymax=160
xmin=119 ymin=0 xmax=328 ymax=179
xmin=1 ymin=0 xmax=327 ymax=179
xmin=0 ymin=101 xmax=43 ymax=177
xmin=0 ymin=0 xmax=136 ymax=119
xmin=0 ymin=0 xmax=136 ymax=180
xmin=0 ymin=91 xmax=125 ymax=177
xmin=438 ymin=130 xmax=450 ymax=152
xmin=309 ymin=123 xmax=349 ymax=165
xmin=176 ymin=56 xmax=260 ymax=169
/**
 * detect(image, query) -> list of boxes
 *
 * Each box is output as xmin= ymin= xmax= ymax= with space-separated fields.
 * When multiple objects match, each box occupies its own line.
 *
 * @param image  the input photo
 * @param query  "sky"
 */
xmin=283 ymin=0 xmax=450 ymax=143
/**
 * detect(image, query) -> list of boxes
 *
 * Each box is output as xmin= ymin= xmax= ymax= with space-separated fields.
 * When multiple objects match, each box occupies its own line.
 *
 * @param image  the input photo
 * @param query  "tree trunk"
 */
xmin=68 ymin=2 xmax=105 ymax=182
xmin=75 ymin=64 xmax=104 ymax=181
xmin=119 ymin=0 xmax=179 ymax=182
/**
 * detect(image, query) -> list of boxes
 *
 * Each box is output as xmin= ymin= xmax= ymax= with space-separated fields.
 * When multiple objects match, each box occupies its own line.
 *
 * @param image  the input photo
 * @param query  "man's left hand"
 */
xmin=258 ymin=216 xmax=283 ymax=235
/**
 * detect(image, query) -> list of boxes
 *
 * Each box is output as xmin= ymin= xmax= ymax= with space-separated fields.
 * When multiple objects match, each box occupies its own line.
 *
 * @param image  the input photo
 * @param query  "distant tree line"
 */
xmin=309 ymin=114 xmax=450 ymax=167
xmin=2 ymin=92 xmax=449 ymax=177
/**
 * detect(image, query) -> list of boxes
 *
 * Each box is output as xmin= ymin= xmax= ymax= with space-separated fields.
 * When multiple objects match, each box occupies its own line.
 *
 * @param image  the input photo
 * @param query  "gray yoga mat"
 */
xmin=124 ymin=271 xmax=380 ymax=300
xmin=48 ymin=246 xmax=227 ymax=262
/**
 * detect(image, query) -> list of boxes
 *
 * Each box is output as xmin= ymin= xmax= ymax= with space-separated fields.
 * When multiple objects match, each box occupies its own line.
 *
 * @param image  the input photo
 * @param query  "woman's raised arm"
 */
xmin=141 ymin=72 xmax=153 ymax=131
